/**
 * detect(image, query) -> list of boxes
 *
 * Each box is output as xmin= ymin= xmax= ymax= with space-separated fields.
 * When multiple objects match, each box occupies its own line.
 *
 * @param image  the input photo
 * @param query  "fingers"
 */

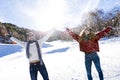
xmin=65 ymin=27 xmax=70 ymax=32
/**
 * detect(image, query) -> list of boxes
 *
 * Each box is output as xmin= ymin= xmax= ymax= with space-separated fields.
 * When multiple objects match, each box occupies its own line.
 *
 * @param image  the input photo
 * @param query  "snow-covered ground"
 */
xmin=0 ymin=37 xmax=120 ymax=80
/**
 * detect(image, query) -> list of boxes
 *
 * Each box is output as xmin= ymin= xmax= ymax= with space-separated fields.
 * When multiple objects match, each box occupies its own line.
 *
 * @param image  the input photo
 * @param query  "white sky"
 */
xmin=0 ymin=0 xmax=120 ymax=31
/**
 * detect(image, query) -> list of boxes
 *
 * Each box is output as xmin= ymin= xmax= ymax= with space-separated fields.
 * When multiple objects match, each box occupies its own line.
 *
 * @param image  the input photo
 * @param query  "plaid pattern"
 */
xmin=68 ymin=27 xmax=111 ymax=53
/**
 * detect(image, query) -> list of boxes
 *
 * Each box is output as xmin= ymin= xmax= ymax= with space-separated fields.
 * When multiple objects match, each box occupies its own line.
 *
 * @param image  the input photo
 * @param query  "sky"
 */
xmin=0 ymin=0 xmax=120 ymax=31
xmin=0 ymin=37 xmax=120 ymax=80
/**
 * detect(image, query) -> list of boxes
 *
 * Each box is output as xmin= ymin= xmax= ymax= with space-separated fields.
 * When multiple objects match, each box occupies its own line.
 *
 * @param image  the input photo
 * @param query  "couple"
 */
xmin=12 ymin=26 xmax=112 ymax=80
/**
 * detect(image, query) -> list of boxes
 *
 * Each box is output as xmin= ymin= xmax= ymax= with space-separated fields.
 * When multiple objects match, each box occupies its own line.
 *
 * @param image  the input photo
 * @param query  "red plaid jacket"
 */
xmin=67 ymin=27 xmax=111 ymax=53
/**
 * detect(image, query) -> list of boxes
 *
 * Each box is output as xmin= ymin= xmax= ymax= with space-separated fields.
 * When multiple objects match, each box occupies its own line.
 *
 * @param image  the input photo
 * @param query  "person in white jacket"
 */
xmin=11 ymin=28 xmax=55 ymax=80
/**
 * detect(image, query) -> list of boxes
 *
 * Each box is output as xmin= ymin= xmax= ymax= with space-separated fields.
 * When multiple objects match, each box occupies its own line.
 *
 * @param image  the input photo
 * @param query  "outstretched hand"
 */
xmin=108 ymin=26 xmax=120 ymax=30
xmin=66 ymin=27 xmax=70 ymax=32
xmin=108 ymin=26 xmax=116 ymax=30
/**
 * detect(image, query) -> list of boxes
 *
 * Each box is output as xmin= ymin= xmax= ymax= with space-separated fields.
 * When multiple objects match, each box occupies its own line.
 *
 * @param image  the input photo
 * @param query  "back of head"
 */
xmin=79 ymin=27 xmax=92 ymax=36
xmin=79 ymin=27 xmax=96 ymax=40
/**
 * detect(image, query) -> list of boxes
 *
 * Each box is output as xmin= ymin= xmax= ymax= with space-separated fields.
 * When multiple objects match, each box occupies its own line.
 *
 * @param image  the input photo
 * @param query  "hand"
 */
xmin=39 ymin=59 xmax=43 ymax=65
xmin=108 ymin=26 xmax=116 ymax=30
xmin=66 ymin=27 xmax=70 ymax=32
xmin=40 ymin=61 xmax=43 ymax=65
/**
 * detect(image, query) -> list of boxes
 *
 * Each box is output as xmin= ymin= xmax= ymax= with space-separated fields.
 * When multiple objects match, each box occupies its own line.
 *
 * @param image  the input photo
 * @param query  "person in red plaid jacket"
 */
xmin=66 ymin=26 xmax=112 ymax=80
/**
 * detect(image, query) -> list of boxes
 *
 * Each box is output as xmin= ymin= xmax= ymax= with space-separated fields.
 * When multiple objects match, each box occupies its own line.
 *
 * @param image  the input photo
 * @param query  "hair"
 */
xmin=26 ymin=32 xmax=36 ymax=41
xmin=27 ymin=32 xmax=35 ymax=37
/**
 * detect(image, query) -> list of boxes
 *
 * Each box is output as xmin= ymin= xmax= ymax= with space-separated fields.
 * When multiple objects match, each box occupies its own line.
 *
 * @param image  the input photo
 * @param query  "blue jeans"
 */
xmin=29 ymin=62 xmax=49 ymax=80
xmin=85 ymin=52 xmax=103 ymax=80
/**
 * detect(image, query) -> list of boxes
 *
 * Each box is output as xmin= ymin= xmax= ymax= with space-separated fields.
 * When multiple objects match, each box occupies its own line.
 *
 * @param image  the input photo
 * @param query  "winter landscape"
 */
xmin=0 ymin=0 xmax=120 ymax=80
xmin=0 ymin=37 xmax=120 ymax=80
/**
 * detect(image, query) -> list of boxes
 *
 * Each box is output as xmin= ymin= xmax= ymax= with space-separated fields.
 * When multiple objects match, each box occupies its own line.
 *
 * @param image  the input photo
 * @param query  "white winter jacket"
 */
xmin=11 ymin=28 xmax=55 ymax=63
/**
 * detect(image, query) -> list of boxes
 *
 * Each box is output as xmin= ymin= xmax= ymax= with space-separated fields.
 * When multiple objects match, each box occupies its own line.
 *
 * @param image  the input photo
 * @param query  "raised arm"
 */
xmin=66 ymin=28 xmax=80 ymax=42
xmin=95 ymin=26 xmax=112 ymax=40
xmin=11 ymin=37 xmax=26 ymax=48
xmin=79 ymin=27 xmax=87 ymax=37
xmin=37 ymin=28 xmax=56 ymax=46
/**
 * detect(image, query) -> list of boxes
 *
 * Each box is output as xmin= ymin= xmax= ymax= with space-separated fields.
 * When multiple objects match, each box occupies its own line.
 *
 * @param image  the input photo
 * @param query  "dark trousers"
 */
xmin=29 ymin=62 xmax=49 ymax=80
xmin=85 ymin=52 xmax=104 ymax=80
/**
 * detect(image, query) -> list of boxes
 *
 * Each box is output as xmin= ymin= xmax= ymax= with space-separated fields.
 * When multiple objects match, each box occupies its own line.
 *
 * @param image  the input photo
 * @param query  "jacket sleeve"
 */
xmin=37 ymin=28 xmax=56 ymax=46
xmin=67 ymin=29 xmax=80 ymax=42
xmin=95 ymin=27 xmax=111 ymax=40
xmin=11 ymin=37 xmax=26 ymax=48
